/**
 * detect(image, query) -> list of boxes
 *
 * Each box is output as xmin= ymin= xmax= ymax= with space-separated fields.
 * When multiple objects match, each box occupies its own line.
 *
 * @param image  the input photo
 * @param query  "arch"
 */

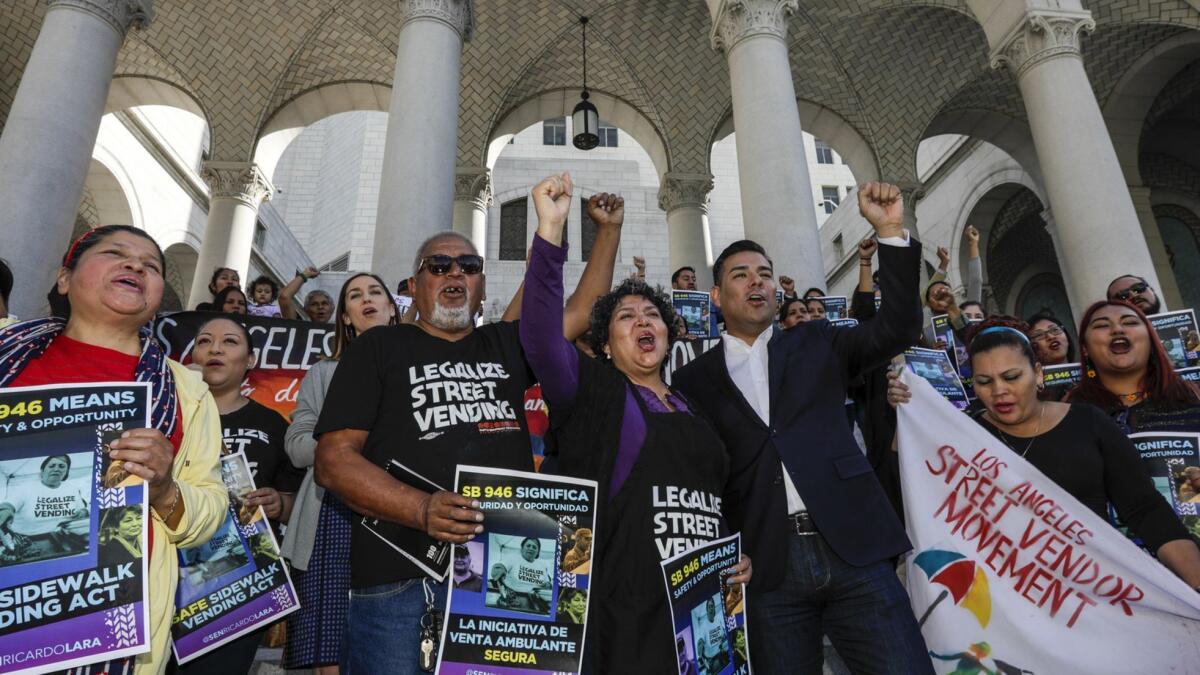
xmin=1011 ymin=269 xmax=1073 ymax=327
xmin=105 ymin=76 xmax=212 ymax=158
xmin=253 ymin=81 xmax=393 ymax=179
xmin=710 ymin=99 xmax=880 ymax=182
xmin=484 ymin=89 xmax=670 ymax=179
xmin=948 ymin=168 xmax=1043 ymax=290
xmin=84 ymin=150 xmax=140 ymax=231
xmin=1103 ymin=31 xmax=1200 ymax=185
xmin=164 ymin=242 xmax=198 ymax=314
xmin=920 ymin=108 xmax=1044 ymax=191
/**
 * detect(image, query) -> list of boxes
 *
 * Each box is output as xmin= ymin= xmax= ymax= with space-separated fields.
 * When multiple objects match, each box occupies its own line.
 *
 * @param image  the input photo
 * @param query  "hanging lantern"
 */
xmin=572 ymin=17 xmax=599 ymax=151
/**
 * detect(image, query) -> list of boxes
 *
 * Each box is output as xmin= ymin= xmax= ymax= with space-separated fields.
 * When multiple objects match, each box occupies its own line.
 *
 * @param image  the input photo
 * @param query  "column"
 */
xmin=990 ymin=6 xmax=1163 ymax=314
xmin=710 ymin=0 xmax=822 ymax=289
xmin=452 ymin=166 xmax=491 ymax=256
xmin=186 ymin=162 xmax=273 ymax=309
xmin=0 ymin=0 xmax=153 ymax=318
xmin=1128 ymin=184 xmax=1183 ymax=310
xmin=371 ymin=0 xmax=472 ymax=286
xmin=658 ymin=173 xmax=716 ymax=288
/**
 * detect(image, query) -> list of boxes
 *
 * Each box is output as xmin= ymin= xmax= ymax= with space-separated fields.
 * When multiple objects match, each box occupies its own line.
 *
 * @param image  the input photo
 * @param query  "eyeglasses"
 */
xmin=418 ymin=254 xmax=484 ymax=276
xmin=1114 ymin=282 xmax=1149 ymax=301
xmin=1028 ymin=326 xmax=1064 ymax=341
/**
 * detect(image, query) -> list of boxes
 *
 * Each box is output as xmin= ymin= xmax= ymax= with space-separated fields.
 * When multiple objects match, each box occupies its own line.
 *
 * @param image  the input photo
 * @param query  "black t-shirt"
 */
xmin=314 ymin=322 xmax=536 ymax=587
xmin=220 ymin=399 xmax=304 ymax=495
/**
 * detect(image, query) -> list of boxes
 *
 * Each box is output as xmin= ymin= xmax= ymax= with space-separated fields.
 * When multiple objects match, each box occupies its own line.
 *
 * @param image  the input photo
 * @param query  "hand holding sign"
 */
xmin=421 ymin=490 xmax=484 ymax=543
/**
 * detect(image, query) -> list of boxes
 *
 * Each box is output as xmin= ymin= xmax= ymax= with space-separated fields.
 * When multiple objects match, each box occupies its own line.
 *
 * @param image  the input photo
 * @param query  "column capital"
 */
xmin=454 ymin=166 xmax=492 ymax=210
xmin=201 ymin=161 xmax=274 ymax=208
xmin=399 ymin=0 xmax=473 ymax=42
xmin=710 ymin=0 xmax=797 ymax=53
xmin=989 ymin=8 xmax=1095 ymax=78
xmin=657 ymin=173 xmax=714 ymax=213
xmin=47 ymin=0 xmax=154 ymax=37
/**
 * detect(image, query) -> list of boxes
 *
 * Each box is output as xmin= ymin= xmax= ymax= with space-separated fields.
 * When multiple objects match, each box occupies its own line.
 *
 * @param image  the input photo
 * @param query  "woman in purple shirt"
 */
xmin=520 ymin=173 xmax=751 ymax=674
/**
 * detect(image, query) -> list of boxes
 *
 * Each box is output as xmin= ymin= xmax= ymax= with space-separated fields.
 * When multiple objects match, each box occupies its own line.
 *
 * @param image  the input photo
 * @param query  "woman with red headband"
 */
xmin=886 ymin=316 xmax=1200 ymax=586
xmin=0 ymin=225 xmax=227 ymax=674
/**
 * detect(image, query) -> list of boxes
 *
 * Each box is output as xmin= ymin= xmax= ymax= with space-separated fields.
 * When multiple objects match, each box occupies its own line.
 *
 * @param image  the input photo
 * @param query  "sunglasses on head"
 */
xmin=419 ymin=254 xmax=484 ymax=276
xmin=1114 ymin=282 xmax=1149 ymax=301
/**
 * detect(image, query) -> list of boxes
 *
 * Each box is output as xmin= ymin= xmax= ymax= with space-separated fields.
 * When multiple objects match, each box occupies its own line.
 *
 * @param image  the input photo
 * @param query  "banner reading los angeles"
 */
xmin=896 ymin=374 xmax=1200 ymax=674
xmin=437 ymin=466 xmax=598 ymax=675
xmin=660 ymin=534 xmax=751 ymax=675
xmin=155 ymin=312 xmax=334 ymax=418
xmin=0 ymin=383 xmax=151 ymax=674
xmin=170 ymin=450 xmax=299 ymax=663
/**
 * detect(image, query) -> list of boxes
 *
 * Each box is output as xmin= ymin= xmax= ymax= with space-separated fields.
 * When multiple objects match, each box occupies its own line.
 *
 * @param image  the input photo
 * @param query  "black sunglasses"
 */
xmin=1114 ymin=282 xmax=1149 ymax=301
xmin=419 ymin=254 xmax=484 ymax=276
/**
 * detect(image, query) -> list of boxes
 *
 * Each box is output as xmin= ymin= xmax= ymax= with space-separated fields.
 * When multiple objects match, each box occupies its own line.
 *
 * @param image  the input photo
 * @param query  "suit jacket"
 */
xmin=673 ymin=241 xmax=923 ymax=591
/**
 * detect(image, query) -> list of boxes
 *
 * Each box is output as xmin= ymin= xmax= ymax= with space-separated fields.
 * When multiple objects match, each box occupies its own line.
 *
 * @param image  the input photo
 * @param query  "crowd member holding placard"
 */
xmin=313 ymin=172 xmax=620 ymax=674
xmin=778 ymin=297 xmax=809 ymax=329
xmin=211 ymin=286 xmax=248 ymax=315
xmin=1027 ymin=313 xmax=1074 ymax=366
xmin=175 ymin=315 xmax=303 ymax=672
xmin=281 ymin=272 xmax=399 ymax=674
xmin=194 ymin=266 xmax=241 ymax=312
xmin=1067 ymin=301 xmax=1200 ymax=434
xmin=672 ymin=266 xmax=697 ymax=291
xmin=803 ymin=296 xmax=826 ymax=321
xmin=0 ymin=225 xmax=227 ymax=674
xmin=519 ymin=176 xmax=751 ymax=673
xmin=886 ymin=316 xmax=1200 ymax=587
xmin=673 ymin=183 xmax=930 ymax=674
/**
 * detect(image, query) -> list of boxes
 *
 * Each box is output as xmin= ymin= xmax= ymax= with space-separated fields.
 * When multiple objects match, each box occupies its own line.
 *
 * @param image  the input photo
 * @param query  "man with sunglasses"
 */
xmin=312 ymin=172 xmax=622 ymax=674
xmin=1107 ymin=275 xmax=1162 ymax=315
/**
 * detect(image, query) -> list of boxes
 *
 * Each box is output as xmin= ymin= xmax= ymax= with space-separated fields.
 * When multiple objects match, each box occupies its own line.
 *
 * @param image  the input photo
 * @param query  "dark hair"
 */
xmin=960 ymin=300 xmax=984 ymax=315
xmin=396 ymin=279 xmax=409 ymax=294
xmin=247 ymin=275 xmax=278 ymax=301
xmin=924 ymin=279 xmax=951 ymax=304
xmin=0 ymin=258 xmax=12 ymax=305
xmin=208 ymin=267 xmax=238 ymax=294
xmin=212 ymin=286 xmax=248 ymax=314
xmin=1067 ymin=300 xmax=1200 ymax=409
xmin=712 ymin=240 xmax=771 ymax=284
xmin=41 ymin=454 xmax=71 ymax=472
xmin=588 ymin=278 xmax=679 ymax=366
xmin=964 ymin=315 xmax=1036 ymax=368
xmin=47 ymin=225 xmax=166 ymax=320
xmin=803 ymin=287 xmax=825 ymax=299
xmin=779 ymin=296 xmax=803 ymax=323
xmin=803 ymin=297 xmax=825 ymax=313
xmin=671 ymin=266 xmax=695 ymax=285
xmin=1026 ymin=312 xmax=1076 ymax=362
xmin=330 ymin=273 xmax=401 ymax=360
xmin=520 ymin=537 xmax=541 ymax=553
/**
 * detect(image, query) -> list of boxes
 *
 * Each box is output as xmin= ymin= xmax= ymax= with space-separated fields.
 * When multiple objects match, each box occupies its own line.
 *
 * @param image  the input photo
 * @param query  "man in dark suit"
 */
xmin=673 ymin=182 xmax=932 ymax=674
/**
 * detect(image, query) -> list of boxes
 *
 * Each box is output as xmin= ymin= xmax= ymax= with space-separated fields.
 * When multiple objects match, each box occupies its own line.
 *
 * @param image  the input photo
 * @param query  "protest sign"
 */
xmin=815 ymin=296 xmax=848 ymax=320
xmin=672 ymin=291 xmax=717 ymax=339
xmin=170 ymin=450 xmax=299 ymax=663
xmin=830 ymin=318 xmax=859 ymax=328
xmin=361 ymin=460 xmax=451 ymax=581
xmin=931 ymin=315 xmax=975 ymax=399
xmin=902 ymin=348 xmax=969 ymax=410
xmin=660 ymin=534 xmax=750 ymax=675
xmin=665 ymin=338 xmax=721 ymax=385
xmin=0 ymin=383 xmax=151 ymax=674
xmin=437 ymin=466 xmax=598 ymax=675
xmin=1125 ymin=433 xmax=1200 ymax=542
xmin=897 ymin=374 xmax=1200 ymax=674
xmin=155 ymin=312 xmax=334 ymax=418
xmin=1149 ymin=309 xmax=1200 ymax=372
xmin=1041 ymin=363 xmax=1082 ymax=400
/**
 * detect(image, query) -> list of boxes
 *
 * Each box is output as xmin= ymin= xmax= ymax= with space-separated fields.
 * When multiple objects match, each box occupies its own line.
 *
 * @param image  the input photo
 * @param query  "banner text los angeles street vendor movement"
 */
xmin=926 ymin=443 xmax=1144 ymax=627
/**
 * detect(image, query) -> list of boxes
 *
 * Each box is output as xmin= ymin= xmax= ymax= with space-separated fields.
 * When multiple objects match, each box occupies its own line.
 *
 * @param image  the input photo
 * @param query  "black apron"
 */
xmin=590 ymin=383 xmax=730 ymax=674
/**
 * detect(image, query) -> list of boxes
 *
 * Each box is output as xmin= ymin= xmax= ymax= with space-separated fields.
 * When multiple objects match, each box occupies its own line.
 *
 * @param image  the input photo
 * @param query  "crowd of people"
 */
xmin=0 ymin=166 xmax=1197 ymax=675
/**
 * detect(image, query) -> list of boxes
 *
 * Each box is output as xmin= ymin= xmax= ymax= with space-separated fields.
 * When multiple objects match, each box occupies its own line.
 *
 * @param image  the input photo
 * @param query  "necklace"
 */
xmin=992 ymin=402 xmax=1045 ymax=458
xmin=1115 ymin=391 xmax=1145 ymax=405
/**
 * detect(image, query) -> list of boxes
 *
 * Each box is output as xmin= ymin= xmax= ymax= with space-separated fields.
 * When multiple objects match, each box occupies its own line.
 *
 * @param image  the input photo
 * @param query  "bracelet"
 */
xmin=154 ymin=480 xmax=181 ymax=523
xmin=295 ymin=268 xmax=307 ymax=280
xmin=859 ymin=260 xmax=872 ymax=266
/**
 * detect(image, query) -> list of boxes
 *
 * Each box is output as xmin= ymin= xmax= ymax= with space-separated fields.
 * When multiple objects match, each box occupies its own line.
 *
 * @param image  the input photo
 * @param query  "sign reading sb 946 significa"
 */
xmin=437 ymin=466 xmax=598 ymax=675
xmin=0 ymin=382 xmax=152 ymax=675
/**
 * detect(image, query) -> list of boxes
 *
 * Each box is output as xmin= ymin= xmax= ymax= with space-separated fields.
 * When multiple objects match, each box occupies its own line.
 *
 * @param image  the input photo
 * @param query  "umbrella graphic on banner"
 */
xmin=913 ymin=549 xmax=991 ymax=629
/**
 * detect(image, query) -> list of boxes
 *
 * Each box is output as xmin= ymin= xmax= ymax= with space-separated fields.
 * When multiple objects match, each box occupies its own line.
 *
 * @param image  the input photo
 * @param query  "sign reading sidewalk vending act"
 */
xmin=0 ymin=383 xmax=152 ymax=674
xmin=437 ymin=466 xmax=598 ymax=675
xmin=660 ymin=534 xmax=751 ymax=675
xmin=171 ymin=450 xmax=299 ymax=663
xmin=896 ymin=374 xmax=1200 ymax=673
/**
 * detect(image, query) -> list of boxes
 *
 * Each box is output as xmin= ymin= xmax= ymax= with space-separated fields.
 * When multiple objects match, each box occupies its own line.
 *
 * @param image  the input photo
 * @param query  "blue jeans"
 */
xmin=748 ymin=532 xmax=933 ymax=675
xmin=342 ymin=578 xmax=446 ymax=675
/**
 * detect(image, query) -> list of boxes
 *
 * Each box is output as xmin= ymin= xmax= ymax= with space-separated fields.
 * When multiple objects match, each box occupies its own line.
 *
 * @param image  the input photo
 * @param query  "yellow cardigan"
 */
xmin=135 ymin=360 xmax=228 ymax=674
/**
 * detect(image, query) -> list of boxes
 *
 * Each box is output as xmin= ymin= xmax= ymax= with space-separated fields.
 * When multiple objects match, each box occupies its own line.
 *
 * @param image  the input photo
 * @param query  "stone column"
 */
xmin=990 ymin=7 xmax=1163 ymax=314
xmin=658 ymin=173 xmax=716 ymax=289
xmin=186 ymin=162 xmax=273 ymax=309
xmin=452 ymin=166 xmax=491 ymax=257
xmin=372 ymin=0 xmax=472 ymax=285
xmin=0 ymin=0 xmax=152 ymax=318
xmin=1128 ymin=184 xmax=1183 ymax=309
xmin=711 ymin=0 xmax=822 ymax=289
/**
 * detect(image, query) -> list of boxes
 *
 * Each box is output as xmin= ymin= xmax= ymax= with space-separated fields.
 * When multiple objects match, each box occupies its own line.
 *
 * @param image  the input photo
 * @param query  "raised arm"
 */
xmin=964 ymin=225 xmax=982 ymax=303
xmin=279 ymin=267 xmax=318 ymax=320
xmin=562 ymin=191 xmax=625 ymax=341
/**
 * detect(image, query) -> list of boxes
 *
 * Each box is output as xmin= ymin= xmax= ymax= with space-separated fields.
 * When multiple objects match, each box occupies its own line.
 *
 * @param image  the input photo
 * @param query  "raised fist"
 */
xmin=633 ymin=256 xmax=645 ymax=270
xmin=532 ymin=173 xmax=573 ymax=233
xmin=856 ymin=182 xmax=904 ymax=238
xmin=965 ymin=225 xmax=979 ymax=244
xmin=858 ymin=238 xmax=878 ymax=260
xmin=936 ymin=246 xmax=950 ymax=269
xmin=779 ymin=276 xmax=796 ymax=294
xmin=588 ymin=192 xmax=625 ymax=230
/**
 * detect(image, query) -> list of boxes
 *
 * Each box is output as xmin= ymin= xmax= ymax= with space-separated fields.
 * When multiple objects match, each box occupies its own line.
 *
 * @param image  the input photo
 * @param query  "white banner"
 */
xmin=896 ymin=373 xmax=1200 ymax=674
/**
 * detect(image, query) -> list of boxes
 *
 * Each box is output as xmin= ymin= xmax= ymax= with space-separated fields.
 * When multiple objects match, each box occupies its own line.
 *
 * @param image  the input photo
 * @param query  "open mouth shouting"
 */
xmin=746 ymin=290 xmax=767 ymax=309
xmin=1048 ymin=339 xmax=1062 ymax=353
xmin=1108 ymin=335 xmax=1132 ymax=355
xmin=440 ymin=283 xmax=468 ymax=304
xmin=111 ymin=273 xmax=144 ymax=293
xmin=636 ymin=330 xmax=657 ymax=353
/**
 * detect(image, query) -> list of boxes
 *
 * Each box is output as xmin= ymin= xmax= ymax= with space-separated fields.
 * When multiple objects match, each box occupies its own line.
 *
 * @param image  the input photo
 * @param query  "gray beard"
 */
xmin=429 ymin=300 xmax=472 ymax=331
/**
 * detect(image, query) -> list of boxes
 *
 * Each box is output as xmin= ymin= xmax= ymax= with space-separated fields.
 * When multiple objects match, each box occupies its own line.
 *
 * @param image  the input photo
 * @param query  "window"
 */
xmin=253 ymin=221 xmax=267 ymax=250
xmin=499 ymin=198 xmax=528 ymax=261
xmin=821 ymin=187 xmax=840 ymax=214
xmin=597 ymin=122 xmax=618 ymax=148
xmin=580 ymin=197 xmax=597 ymax=261
xmin=815 ymin=140 xmax=834 ymax=165
xmin=543 ymin=118 xmax=566 ymax=146
xmin=319 ymin=252 xmax=350 ymax=272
